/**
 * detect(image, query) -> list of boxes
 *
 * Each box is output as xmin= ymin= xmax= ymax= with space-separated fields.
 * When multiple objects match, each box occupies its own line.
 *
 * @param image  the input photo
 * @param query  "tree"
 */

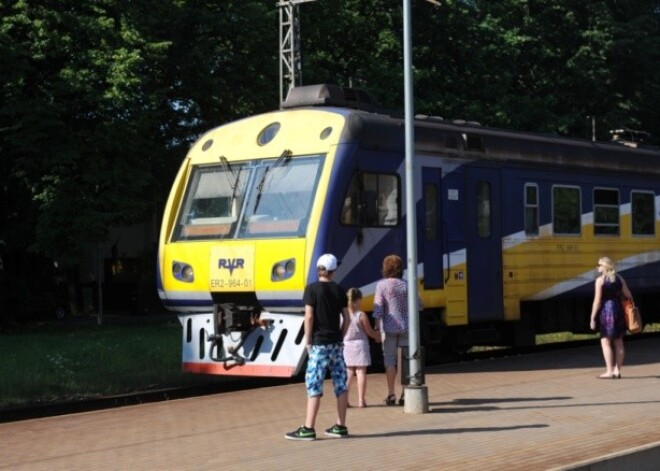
xmin=0 ymin=0 xmax=658 ymax=321
xmin=300 ymin=0 xmax=660 ymax=139
xmin=0 ymin=0 xmax=279 ymax=319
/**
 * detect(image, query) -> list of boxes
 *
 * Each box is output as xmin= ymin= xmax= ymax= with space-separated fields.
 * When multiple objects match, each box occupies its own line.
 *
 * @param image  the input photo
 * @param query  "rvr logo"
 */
xmin=218 ymin=258 xmax=245 ymax=275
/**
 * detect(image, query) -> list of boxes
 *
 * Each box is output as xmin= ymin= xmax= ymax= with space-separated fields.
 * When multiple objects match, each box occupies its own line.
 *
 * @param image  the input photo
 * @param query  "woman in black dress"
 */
xmin=589 ymin=257 xmax=633 ymax=379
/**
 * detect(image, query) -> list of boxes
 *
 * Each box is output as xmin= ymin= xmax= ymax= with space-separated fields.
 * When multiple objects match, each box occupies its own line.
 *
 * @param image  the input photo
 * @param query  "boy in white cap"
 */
xmin=285 ymin=253 xmax=350 ymax=440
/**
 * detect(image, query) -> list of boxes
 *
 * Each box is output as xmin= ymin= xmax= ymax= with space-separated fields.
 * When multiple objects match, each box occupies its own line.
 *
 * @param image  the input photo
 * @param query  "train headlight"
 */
xmin=271 ymin=258 xmax=295 ymax=281
xmin=172 ymin=261 xmax=194 ymax=283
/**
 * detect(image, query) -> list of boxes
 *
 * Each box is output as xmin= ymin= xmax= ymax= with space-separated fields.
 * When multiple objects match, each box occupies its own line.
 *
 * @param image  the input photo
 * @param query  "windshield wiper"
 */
xmin=252 ymin=150 xmax=292 ymax=213
xmin=219 ymin=156 xmax=237 ymax=189
xmin=274 ymin=149 xmax=292 ymax=167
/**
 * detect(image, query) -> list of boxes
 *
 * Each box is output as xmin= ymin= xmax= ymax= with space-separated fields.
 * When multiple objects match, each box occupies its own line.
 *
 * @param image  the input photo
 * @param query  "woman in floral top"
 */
xmin=373 ymin=254 xmax=422 ymax=406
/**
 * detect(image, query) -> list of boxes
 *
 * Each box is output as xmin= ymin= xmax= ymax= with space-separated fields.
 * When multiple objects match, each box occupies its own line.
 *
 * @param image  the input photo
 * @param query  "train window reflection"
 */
xmin=525 ymin=183 xmax=539 ymax=236
xmin=341 ymin=172 xmax=399 ymax=227
xmin=173 ymin=155 xmax=323 ymax=241
xmin=632 ymin=191 xmax=655 ymax=236
xmin=593 ymin=188 xmax=619 ymax=236
xmin=553 ymin=185 xmax=581 ymax=235
xmin=476 ymin=181 xmax=491 ymax=238
xmin=174 ymin=164 xmax=248 ymax=240
xmin=239 ymin=156 xmax=323 ymax=237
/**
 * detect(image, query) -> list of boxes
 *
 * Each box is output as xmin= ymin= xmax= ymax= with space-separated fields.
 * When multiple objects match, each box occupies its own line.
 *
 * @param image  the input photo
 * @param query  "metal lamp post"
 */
xmin=403 ymin=0 xmax=429 ymax=414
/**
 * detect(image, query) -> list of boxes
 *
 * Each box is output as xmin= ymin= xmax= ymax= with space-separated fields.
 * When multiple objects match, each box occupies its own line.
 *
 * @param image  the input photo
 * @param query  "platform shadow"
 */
xmin=428 ymin=396 xmax=572 ymax=413
xmin=428 ymin=398 xmax=660 ymax=414
xmin=354 ymin=423 xmax=549 ymax=438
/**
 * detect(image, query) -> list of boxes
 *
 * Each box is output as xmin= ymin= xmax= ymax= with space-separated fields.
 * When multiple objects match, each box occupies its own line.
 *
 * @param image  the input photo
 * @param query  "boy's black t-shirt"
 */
xmin=303 ymin=280 xmax=347 ymax=345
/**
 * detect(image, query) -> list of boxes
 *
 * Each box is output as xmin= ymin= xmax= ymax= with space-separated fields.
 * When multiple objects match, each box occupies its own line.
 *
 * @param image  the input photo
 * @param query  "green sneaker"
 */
xmin=324 ymin=424 xmax=348 ymax=438
xmin=285 ymin=426 xmax=316 ymax=441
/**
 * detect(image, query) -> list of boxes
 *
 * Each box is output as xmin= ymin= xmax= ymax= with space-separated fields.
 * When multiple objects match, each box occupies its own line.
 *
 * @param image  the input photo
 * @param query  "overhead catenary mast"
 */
xmin=277 ymin=0 xmax=317 ymax=106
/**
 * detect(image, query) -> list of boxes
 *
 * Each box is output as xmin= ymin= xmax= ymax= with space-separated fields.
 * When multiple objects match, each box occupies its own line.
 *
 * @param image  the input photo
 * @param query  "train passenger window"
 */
xmin=593 ymin=188 xmax=619 ymax=236
xmin=341 ymin=172 xmax=399 ymax=227
xmin=524 ymin=183 xmax=539 ymax=236
xmin=631 ymin=191 xmax=655 ymax=236
xmin=476 ymin=181 xmax=491 ymax=238
xmin=552 ymin=186 xmax=581 ymax=235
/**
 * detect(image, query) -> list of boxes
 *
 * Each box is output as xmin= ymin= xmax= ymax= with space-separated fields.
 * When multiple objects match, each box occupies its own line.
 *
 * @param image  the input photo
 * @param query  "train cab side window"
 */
xmin=552 ymin=185 xmax=581 ymax=235
xmin=631 ymin=191 xmax=655 ymax=236
xmin=593 ymin=188 xmax=619 ymax=236
xmin=341 ymin=172 xmax=399 ymax=227
xmin=524 ymin=183 xmax=539 ymax=236
xmin=476 ymin=181 xmax=491 ymax=238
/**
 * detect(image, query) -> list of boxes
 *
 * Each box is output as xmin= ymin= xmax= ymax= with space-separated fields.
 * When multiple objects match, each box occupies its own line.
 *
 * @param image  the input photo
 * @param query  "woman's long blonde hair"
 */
xmin=598 ymin=257 xmax=617 ymax=283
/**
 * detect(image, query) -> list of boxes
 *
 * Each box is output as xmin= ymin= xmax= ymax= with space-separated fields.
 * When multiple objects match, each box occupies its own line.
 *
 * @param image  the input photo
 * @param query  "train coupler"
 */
xmin=206 ymin=331 xmax=246 ymax=365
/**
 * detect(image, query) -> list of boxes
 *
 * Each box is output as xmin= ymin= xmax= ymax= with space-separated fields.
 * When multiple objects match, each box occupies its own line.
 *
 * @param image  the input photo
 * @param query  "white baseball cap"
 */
xmin=316 ymin=253 xmax=338 ymax=271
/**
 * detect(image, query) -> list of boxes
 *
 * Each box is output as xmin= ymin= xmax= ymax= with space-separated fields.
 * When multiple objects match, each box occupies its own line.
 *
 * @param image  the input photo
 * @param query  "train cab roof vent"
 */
xmin=453 ymin=119 xmax=482 ymax=127
xmin=416 ymin=114 xmax=444 ymax=122
xmin=609 ymin=127 xmax=655 ymax=148
xmin=282 ymin=84 xmax=378 ymax=111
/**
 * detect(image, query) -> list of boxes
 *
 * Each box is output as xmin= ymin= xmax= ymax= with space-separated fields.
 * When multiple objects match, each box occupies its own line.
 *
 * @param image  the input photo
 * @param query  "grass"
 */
xmin=536 ymin=331 xmax=599 ymax=344
xmin=0 ymin=316 xmax=224 ymax=409
xmin=469 ymin=323 xmax=659 ymax=353
xmin=537 ymin=323 xmax=660 ymax=344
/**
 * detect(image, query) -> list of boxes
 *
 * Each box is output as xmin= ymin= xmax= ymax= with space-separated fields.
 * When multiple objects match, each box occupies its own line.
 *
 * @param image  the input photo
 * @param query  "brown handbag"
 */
xmin=621 ymin=298 xmax=642 ymax=334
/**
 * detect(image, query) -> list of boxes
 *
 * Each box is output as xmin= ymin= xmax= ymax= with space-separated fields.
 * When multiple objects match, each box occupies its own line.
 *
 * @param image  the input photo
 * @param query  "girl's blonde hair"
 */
xmin=347 ymin=287 xmax=362 ymax=304
xmin=599 ymin=257 xmax=617 ymax=283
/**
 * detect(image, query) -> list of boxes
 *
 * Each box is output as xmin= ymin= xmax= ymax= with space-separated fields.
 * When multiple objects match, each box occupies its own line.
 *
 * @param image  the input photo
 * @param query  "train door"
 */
xmin=422 ymin=167 xmax=443 ymax=289
xmin=466 ymin=166 xmax=503 ymax=322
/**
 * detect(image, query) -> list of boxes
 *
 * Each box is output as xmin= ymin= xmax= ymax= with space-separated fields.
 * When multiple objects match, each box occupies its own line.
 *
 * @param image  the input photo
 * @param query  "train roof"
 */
xmin=282 ymin=84 xmax=660 ymax=176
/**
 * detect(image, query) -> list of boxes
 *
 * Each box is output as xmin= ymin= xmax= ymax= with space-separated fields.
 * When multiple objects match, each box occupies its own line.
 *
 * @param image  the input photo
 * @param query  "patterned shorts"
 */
xmin=305 ymin=343 xmax=348 ymax=398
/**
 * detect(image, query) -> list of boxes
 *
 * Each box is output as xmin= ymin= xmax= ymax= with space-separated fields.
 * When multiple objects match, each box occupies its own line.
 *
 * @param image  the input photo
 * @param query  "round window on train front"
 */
xmin=257 ymin=122 xmax=281 ymax=146
xmin=201 ymin=139 xmax=213 ymax=151
xmin=320 ymin=126 xmax=333 ymax=140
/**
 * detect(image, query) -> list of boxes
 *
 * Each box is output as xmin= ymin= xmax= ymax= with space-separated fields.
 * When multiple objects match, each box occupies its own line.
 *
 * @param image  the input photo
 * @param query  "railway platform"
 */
xmin=2 ymin=337 xmax=660 ymax=470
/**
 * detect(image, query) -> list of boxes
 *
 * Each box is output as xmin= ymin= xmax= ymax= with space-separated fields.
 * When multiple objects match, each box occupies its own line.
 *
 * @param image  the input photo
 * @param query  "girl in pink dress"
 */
xmin=343 ymin=288 xmax=381 ymax=408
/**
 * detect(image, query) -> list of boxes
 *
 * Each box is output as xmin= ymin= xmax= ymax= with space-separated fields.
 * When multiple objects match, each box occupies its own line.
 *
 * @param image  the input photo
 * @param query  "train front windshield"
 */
xmin=173 ymin=155 xmax=324 ymax=241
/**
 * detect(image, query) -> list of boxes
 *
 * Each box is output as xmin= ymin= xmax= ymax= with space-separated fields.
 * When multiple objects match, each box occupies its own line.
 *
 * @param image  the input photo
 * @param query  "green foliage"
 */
xmin=0 ymin=319 xmax=200 ymax=407
xmin=301 ymin=0 xmax=659 ymax=138
xmin=1 ymin=1 xmax=157 ymax=263
xmin=0 ymin=1 xmax=278 ymax=321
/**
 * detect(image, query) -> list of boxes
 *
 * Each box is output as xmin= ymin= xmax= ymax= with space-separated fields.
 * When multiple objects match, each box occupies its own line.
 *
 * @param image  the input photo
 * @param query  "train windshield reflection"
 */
xmin=173 ymin=154 xmax=323 ymax=241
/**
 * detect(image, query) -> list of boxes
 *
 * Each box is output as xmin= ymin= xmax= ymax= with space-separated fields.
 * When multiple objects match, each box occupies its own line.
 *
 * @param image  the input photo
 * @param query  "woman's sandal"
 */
xmin=385 ymin=394 xmax=397 ymax=406
xmin=398 ymin=394 xmax=405 ymax=406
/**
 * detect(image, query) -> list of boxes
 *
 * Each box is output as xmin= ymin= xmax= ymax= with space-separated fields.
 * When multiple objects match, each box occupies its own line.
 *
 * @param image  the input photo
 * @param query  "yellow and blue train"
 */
xmin=158 ymin=84 xmax=660 ymax=377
